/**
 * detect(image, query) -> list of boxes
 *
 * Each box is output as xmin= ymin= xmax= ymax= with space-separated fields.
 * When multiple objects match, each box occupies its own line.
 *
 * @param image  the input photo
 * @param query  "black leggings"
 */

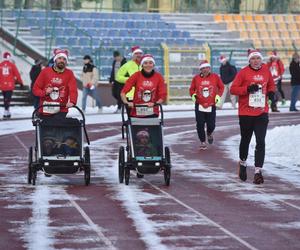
xmin=2 ymin=91 xmax=13 ymax=110
xmin=277 ymin=79 xmax=285 ymax=99
xmin=239 ymin=113 xmax=269 ymax=168
xmin=112 ymin=82 xmax=124 ymax=109
xmin=195 ymin=104 xmax=216 ymax=142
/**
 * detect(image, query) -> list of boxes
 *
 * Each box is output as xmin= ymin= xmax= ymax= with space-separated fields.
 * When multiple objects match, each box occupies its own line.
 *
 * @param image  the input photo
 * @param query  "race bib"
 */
xmin=249 ymin=92 xmax=265 ymax=108
xmin=198 ymin=104 xmax=212 ymax=112
xmin=42 ymin=101 xmax=60 ymax=114
xmin=136 ymin=106 xmax=154 ymax=116
xmin=2 ymin=66 xmax=9 ymax=75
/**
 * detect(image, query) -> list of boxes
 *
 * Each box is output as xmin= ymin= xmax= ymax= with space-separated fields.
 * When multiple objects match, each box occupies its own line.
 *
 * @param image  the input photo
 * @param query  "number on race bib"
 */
xmin=249 ymin=92 xmax=265 ymax=108
xmin=136 ymin=106 xmax=154 ymax=116
xmin=198 ymin=104 xmax=212 ymax=112
xmin=42 ymin=101 xmax=60 ymax=114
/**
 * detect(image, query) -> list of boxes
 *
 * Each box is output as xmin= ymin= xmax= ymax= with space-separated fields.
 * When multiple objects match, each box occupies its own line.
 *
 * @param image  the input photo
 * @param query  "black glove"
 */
xmin=247 ymin=84 xmax=259 ymax=93
xmin=267 ymin=92 xmax=275 ymax=102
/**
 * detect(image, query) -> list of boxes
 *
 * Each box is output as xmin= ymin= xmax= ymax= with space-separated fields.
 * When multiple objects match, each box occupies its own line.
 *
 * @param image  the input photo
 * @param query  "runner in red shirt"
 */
xmin=33 ymin=49 xmax=78 ymax=119
xmin=230 ymin=49 xmax=276 ymax=184
xmin=0 ymin=52 xmax=23 ymax=119
xmin=121 ymin=54 xmax=166 ymax=117
xmin=189 ymin=60 xmax=224 ymax=149
xmin=267 ymin=50 xmax=286 ymax=110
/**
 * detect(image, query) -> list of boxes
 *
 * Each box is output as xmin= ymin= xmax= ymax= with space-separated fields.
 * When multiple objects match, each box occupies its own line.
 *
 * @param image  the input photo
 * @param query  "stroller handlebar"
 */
xmin=121 ymin=103 xmax=164 ymax=125
xmin=32 ymin=104 xmax=86 ymax=123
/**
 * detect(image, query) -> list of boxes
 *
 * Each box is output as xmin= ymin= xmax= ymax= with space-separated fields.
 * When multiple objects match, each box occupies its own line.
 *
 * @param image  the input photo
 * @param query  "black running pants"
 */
xmin=239 ymin=113 xmax=269 ymax=168
xmin=195 ymin=104 xmax=216 ymax=143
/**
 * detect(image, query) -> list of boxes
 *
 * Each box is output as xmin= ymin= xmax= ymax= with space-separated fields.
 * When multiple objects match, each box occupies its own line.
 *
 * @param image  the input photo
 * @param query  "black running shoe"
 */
xmin=136 ymin=173 xmax=144 ymax=178
xmin=238 ymin=162 xmax=247 ymax=181
xmin=253 ymin=172 xmax=264 ymax=184
xmin=207 ymin=134 xmax=213 ymax=144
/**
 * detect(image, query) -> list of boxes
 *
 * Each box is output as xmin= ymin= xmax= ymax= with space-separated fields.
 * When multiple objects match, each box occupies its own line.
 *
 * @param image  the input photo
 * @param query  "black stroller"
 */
xmin=28 ymin=105 xmax=91 ymax=185
xmin=119 ymin=103 xmax=171 ymax=186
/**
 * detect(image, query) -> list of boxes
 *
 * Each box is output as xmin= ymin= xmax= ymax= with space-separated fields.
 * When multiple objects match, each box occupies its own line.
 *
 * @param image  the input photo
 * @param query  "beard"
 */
xmin=56 ymin=62 xmax=65 ymax=70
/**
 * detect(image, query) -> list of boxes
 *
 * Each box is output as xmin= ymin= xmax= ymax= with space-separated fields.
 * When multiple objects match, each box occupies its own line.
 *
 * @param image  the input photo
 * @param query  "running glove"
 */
xmin=215 ymin=95 xmax=221 ymax=105
xmin=247 ymin=84 xmax=259 ymax=93
xmin=191 ymin=93 xmax=197 ymax=102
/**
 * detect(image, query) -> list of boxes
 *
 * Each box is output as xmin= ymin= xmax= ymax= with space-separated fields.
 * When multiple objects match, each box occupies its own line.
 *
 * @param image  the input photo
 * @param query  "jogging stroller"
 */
xmin=119 ymin=103 xmax=171 ymax=186
xmin=28 ymin=105 xmax=91 ymax=185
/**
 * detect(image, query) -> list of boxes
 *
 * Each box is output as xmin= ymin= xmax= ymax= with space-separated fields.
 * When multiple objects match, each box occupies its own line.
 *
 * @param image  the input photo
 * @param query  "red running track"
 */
xmin=0 ymin=112 xmax=300 ymax=250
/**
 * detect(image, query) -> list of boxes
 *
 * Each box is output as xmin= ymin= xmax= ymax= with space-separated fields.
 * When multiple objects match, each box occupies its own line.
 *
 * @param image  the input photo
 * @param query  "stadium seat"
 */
xmin=214 ymin=14 xmax=223 ymax=22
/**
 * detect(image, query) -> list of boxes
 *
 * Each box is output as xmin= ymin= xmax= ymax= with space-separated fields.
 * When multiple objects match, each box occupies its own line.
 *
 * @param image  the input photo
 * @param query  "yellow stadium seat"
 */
xmin=273 ymin=39 xmax=283 ymax=48
xmin=240 ymin=31 xmax=249 ymax=39
xmin=282 ymin=39 xmax=293 ymax=48
xmin=223 ymin=14 xmax=233 ymax=22
xmin=270 ymin=30 xmax=280 ymax=38
xmin=253 ymin=39 xmax=262 ymax=48
xmin=280 ymin=30 xmax=290 ymax=39
xmin=285 ymin=15 xmax=295 ymax=22
xmin=274 ymin=15 xmax=285 ymax=23
xmin=291 ymin=31 xmax=300 ymax=38
xmin=253 ymin=15 xmax=264 ymax=22
xmin=233 ymin=15 xmax=243 ymax=22
xmin=249 ymin=31 xmax=259 ymax=39
xmin=236 ymin=22 xmax=246 ymax=30
xmin=277 ymin=22 xmax=287 ymax=30
xmin=227 ymin=22 xmax=236 ymax=30
xmin=287 ymin=23 xmax=297 ymax=31
xmin=266 ymin=23 xmax=276 ymax=30
xmin=243 ymin=15 xmax=253 ymax=22
xmin=263 ymin=39 xmax=273 ymax=48
xmin=264 ymin=15 xmax=274 ymax=22
xmin=246 ymin=22 xmax=257 ymax=30
xmin=260 ymin=30 xmax=269 ymax=38
xmin=259 ymin=22 xmax=267 ymax=30
xmin=215 ymin=14 xmax=223 ymax=22
xmin=295 ymin=16 xmax=300 ymax=22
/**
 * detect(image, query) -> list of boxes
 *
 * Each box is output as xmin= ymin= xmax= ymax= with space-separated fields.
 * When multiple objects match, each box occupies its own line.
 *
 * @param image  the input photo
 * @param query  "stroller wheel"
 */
xmin=28 ymin=147 xmax=33 ymax=184
xmin=164 ymin=147 xmax=171 ymax=186
xmin=119 ymin=146 xmax=125 ymax=183
xmin=32 ymin=169 xmax=37 ymax=186
xmin=84 ymin=166 xmax=90 ymax=186
xmin=125 ymin=167 xmax=130 ymax=185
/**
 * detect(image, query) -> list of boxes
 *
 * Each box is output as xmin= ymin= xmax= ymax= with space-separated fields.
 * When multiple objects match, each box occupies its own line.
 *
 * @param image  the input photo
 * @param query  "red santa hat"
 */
xmin=53 ymin=48 xmax=69 ymax=63
xmin=269 ymin=50 xmax=278 ymax=58
xmin=199 ymin=60 xmax=211 ymax=70
xmin=248 ymin=49 xmax=263 ymax=61
xmin=3 ymin=51 xmax=11 ymax=60
xmin=140 ymin=54 xmax=155 ymax=66
xmin=219 ymin=55 xmax=227 ymax=63
xmin=131 ymin=46 xmax=143 ymax=56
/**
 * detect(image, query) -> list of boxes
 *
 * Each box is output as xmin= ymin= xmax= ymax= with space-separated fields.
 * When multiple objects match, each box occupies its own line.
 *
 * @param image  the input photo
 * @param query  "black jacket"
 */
xmin=220 ymin=62 xmax=237 ymax=85
xmin=29 ymin=64 xmax=42 ymax=88
xmin=109 ymin=57 xmax=127 ymax=84
xmin=289 ymin=60 xmax=300 ymax=86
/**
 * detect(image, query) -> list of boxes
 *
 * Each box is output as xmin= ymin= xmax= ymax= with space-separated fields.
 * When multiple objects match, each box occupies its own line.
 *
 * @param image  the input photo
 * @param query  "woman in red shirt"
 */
xmin=0 ymin=52 xmax=23 ymax=119
xmin=189 ymin=60 xmax=224 ymax=150
xmin=121 ymin=54 xmax=167 ymax=117
xmin=230 ymin=49 xmax=275 ymax=184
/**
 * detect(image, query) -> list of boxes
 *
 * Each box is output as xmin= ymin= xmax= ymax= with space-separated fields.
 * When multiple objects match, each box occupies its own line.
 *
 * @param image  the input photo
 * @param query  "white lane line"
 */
xmin=165 ymin=124 xmax=300 ymax=212
xmin=13 ymin=133 xmax=116 ymax=249
xmin=143 ymin=179 xmax=258 ymax=250
xmin=65 ymin=193 xmax=116 ymax=250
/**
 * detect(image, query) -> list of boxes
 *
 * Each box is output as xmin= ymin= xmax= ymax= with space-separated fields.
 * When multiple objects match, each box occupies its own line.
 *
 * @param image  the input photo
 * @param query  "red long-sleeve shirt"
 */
xmin=230 ymin=64 xmax=276 ymax=116
xmin=121 ymin=71 xmax=167 ymax=117
xmin=189 ymin=73 xmax=224 ymax=108
xmin=33 ymin=67 xmax=78 ymax=114
xmin=0 ymin=60 xmax=23 ymax=91
xmin=267 ymin=59 xmax=284 ymax=81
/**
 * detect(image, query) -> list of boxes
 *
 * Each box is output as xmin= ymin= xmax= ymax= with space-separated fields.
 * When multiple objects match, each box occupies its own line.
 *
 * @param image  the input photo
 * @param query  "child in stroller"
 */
xmin=135 ymin=129 xmax=157 ymax=157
